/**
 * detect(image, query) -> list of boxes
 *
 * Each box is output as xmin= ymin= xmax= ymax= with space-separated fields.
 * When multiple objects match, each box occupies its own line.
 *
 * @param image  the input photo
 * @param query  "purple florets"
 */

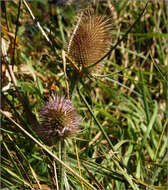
xmin=38 ymin=95 xmax=81 ymax=142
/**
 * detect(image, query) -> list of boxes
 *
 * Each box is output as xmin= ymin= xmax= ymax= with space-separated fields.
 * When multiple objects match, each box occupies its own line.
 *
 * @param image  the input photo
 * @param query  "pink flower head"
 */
xmin=38 ymin=96 xmax=81 ymax=142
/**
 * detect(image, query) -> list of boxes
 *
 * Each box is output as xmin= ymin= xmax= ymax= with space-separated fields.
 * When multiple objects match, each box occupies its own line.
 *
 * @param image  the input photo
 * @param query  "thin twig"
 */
xmin=29 ymin=164 xmax=42 ymax=190
xmin=79 ymin=131 xmax=101 ymax=153
xmin=53 ymin=160 xmax=59 ymax=190
xmin=68 ymin=11 xmax=84 ymax=54
xmin=2 ymin=39 xmax=18 ymax=89
xmin=23 ymin=0 xmax=51 ymax=45
xmin=74 ymin=138 xmax=85 ymax=190
xmin=62 ymin=50 xmax=70 ymax=99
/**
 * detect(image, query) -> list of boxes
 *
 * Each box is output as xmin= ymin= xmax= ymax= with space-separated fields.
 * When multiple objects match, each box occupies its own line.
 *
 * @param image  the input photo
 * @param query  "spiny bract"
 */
xmin=68 ymin=12 xmax=112 ymax=74
xmin=38 ymin=95 xmax=81 ymax=143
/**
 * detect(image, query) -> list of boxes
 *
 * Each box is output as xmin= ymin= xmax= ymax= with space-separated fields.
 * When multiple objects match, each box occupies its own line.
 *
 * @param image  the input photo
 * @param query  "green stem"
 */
xmin=58 ymin=140 xmax=66 ymax=190
xmin=69 ymin=71 xmax=80 ymax=99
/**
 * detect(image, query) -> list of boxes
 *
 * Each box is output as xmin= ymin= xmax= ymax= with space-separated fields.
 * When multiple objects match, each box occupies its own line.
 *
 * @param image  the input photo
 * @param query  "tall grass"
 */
xmin=1 ymin=0 xmax=167 ymax=189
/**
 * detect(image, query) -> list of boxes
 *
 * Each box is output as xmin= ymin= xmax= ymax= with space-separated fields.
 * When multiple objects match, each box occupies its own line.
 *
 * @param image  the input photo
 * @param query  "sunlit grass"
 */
xmin=1 ymin=0 xmax=167 ymax=189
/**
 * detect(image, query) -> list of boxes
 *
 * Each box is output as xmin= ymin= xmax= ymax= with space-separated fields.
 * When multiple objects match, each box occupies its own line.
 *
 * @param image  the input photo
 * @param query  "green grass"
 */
xmin=1 ymin=0 xmax=167 ymax=189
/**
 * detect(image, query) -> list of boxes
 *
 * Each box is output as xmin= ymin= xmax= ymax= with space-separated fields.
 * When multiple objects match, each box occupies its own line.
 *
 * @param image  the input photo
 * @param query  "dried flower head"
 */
xmin=68 ymin=12 xmax=112 ymax=74
xmin=38 ymin=96 xmax=81 ymax=143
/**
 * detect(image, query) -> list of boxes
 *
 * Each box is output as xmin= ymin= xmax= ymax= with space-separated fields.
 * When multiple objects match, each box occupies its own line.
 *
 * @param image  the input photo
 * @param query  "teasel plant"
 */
xmin=66 ymin=10 xmax=112 ymax=97
xmin=35 ymin=10 xmax=112 ymax=189
xmin=38 ymin=95 xmax=81 ymax=189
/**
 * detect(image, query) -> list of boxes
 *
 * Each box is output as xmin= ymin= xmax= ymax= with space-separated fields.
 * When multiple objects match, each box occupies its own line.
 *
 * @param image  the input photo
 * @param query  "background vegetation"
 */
xmin=1 ymin=0 xmax=167 ymax=189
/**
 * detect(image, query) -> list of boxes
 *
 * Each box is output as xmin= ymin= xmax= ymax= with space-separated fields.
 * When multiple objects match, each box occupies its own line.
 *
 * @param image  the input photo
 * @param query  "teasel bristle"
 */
xmin=67 ymin=12 xmax=112 ymax=74
xmin=38 ymin=95 xmax=81 ymax=144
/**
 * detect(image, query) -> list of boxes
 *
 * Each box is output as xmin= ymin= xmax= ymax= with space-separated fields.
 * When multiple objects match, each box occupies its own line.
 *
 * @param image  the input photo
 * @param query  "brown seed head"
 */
xmin=68 ymin=12 xmax=112 ymax=74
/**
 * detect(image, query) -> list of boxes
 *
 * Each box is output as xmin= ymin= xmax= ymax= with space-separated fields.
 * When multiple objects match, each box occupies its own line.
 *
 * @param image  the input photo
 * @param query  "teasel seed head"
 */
xmin=38 ymin=95 xmax=81 ymax=143
xmin=68 ymin=12 xmax=112 ymax=75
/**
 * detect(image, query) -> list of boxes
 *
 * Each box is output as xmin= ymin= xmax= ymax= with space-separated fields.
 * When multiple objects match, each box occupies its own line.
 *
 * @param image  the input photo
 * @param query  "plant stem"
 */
xmin=58 ymin=140 xmax=66 ymax=190
xmin=69 ymin=71 xmax=80 ymax=98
